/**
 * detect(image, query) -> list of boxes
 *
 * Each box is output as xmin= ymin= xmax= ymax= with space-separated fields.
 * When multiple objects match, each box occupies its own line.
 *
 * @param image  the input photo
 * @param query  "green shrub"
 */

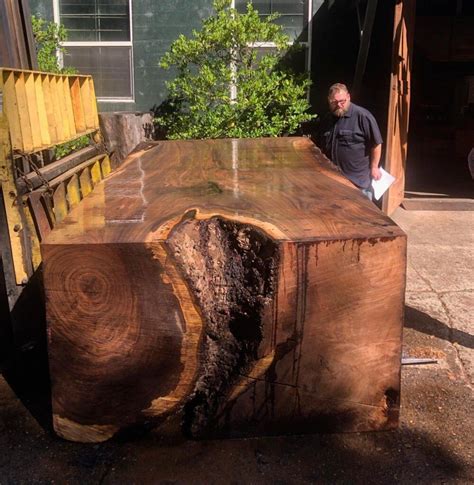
xmin=156 ymin=0 xmax=315 ymax=139
xmin=54 ymin=135 xmax=90 ymax=160
xmin=31 ymin=15 xmax=76 ymax=74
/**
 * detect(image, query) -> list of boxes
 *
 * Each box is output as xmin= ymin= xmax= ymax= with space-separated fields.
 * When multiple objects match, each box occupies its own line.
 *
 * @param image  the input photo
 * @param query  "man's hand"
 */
xmin=370 ymin=144 xmax=382 ymax=180
xmin=371 ymin=166 xmax=382 ymax=180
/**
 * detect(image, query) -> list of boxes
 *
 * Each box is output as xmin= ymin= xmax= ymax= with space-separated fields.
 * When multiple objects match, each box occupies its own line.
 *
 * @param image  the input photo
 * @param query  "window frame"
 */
xmin=232 ymin=0 xmax=313 ymax=51
xmin=53 ymin=0 xmax=135 ymax=103
xmin=231 ymin=0 xmax=313 ymax=98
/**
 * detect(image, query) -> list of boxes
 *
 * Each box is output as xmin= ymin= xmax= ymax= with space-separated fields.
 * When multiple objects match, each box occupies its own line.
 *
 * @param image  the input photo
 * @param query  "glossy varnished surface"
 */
xmin=41 ymin=137 xmax=406 ymax=442
xmin=43 ymin=137 xmax=404 ymax=246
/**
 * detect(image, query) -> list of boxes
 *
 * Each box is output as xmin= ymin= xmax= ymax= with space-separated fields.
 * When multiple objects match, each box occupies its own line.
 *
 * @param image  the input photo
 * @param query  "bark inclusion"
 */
xmin=167 ymin=216 xmax=279 ymax=437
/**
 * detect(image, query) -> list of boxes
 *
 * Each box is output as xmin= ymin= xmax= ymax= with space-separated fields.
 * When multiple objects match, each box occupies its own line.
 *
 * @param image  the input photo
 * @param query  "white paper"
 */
xmin=371 ymin=168 xmax=395 ymax=200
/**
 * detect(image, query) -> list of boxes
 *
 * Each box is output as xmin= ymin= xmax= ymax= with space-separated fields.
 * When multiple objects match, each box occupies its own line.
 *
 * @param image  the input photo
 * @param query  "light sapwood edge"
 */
xmin=142 ymin=242 xmax=203 ymax=417
xmin=227 ymin=351 xmax=276 ymax=402
xmin=147 ymin=208 xmax=289 ymax=242
xmin=53 ymin=415 xmax=119 ymax=443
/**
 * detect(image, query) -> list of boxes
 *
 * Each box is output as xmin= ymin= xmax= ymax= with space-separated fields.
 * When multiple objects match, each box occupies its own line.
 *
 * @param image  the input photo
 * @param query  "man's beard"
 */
xmin=332 ymin=102 xmax=350 ymax=118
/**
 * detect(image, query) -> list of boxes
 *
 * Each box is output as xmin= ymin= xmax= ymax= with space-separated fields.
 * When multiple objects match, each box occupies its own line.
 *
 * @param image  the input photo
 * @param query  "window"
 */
xmin=234 ymin=0 xmax=310 ymax=42
xmin=233 ymin=1 xmax=312 ymax=78
xmin=55 ymin=0 xmax=134 ymax=101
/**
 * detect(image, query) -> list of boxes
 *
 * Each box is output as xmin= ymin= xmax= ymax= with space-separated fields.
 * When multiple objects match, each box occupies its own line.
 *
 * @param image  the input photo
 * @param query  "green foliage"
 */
xmin=156 ymin=0 xmax=315 ymax=139
xmin=31 ymin=15 xmax=76 ymax=74
xmin=54 ymin=135 xmax=90 ymax=160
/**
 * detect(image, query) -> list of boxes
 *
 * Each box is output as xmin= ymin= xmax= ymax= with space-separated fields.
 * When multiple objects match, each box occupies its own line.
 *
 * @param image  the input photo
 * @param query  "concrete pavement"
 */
xmin=392 ymin=206 xmax=474 ymax=386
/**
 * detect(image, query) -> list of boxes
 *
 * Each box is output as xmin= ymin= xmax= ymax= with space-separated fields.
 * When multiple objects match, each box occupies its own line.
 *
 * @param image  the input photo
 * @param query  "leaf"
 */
xmin=155 ymin=0 xmax=316 ymax=140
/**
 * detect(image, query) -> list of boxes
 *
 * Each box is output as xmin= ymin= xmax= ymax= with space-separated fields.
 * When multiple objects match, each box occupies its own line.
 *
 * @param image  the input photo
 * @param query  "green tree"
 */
xmin=31 ymin=15 xmax=76 ymax=74
xmin=156 ymin=0 xmax=315 ymax=139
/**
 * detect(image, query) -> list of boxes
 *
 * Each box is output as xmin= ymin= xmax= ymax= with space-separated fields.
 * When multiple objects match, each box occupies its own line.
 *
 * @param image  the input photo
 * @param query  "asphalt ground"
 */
xmin=0 ymin=205 xmax=472 ymax=484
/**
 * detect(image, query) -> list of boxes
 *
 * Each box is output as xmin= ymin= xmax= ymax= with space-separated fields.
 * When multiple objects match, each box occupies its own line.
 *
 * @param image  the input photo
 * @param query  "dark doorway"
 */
xmin=405 ymin=0 xmax=474 ymax=199
xmin=310 ymin=0 xmax=473 ymax=207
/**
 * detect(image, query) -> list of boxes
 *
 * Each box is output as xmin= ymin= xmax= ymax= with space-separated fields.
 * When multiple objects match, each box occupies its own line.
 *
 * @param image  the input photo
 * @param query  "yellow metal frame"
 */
xmin=0 ymin=112 xmax=29 ymax=284
xmin=1 ymin=68 xmax=100 ymax=154
xmin=0 ymin=67 xmax=107 ymax=285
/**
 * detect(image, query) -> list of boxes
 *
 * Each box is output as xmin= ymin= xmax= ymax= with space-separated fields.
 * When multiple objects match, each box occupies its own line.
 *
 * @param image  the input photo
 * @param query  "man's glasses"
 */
xmin=329 ymin=98 xmax=347 ymax=106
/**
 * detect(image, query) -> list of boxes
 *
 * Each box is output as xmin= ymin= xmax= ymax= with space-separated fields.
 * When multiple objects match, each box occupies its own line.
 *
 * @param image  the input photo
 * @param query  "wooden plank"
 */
xmin=55 ymin=76 xmax=71 ymax=142
xmin=52 ymin=183 xmax=68 ymax=224
xmin=22 ymin=197 xmax=42 ymax=270
xmin=79 ymin=167 xmax=93 ymax=198
xmin=0 ymin=67 xmax=91 ymax=77
xmin=0 ymin=111 xmax=29 ymax=283
xmin=1 ymin=70 xmax=23 ymax=151
xmin=41 ymin=74 xmax=58 ymax=144
xmin=41 ymin=191 xmax=56 ymax=227
xmin=382 ymin=0 xmax=416 ymax=215
xmin=87 ymin=77 xmax=100 ymax=129
xmin=50 ymin=75 xmax=65 ymax=142
xmin=0 ymin=1 xmax=21 ymax=69
xmin=24 ymin=72 xmax=42 ymax=150
xmin=100 ymin=155 xmax=111 ymax=177
xmin=90 ymin=160 xmax=102 ymax=186
xmin=26 ymin=191 xmax=53 ymax=242
xmin=7 ymin=0 xmax=29 ymax=68
xmin=41 ymin=137 xmax=406 ymax=443
xmin=44 ymin=157 xmax=105 ymax=192
xmin=66 ymin=174 xmax=81 ymax=210
xmin=80 ymin=77 xmax=95 ymax=129
xmin=14 ymin=72 xmax=34 ymax=152
xmin=34 ymin=73 xmax=51 ymax=147
xmin=69 ymin=77 xmax=86 ymax=133
xmin=62 ymin=76 xmax=77 ymax=138
xmin=20 ymin=0 xmax=38 ymax=70
xmin=16 ymin=146 xmax=100 ymax=193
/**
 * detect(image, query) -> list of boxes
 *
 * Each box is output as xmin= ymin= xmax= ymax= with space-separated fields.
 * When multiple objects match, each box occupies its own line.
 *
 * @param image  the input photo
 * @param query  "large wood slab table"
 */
xmin=41 ymin=137 xmax=406 ymax=442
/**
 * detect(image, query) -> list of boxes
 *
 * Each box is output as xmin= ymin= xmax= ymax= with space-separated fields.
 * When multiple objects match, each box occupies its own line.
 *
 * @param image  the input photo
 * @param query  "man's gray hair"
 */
xmin=328 ymin=83 xmax=349 ymax=98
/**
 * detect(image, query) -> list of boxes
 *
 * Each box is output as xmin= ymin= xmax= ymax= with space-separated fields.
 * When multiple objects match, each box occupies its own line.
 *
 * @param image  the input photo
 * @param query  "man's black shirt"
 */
xmin=317 ymin=103 xmax=383 ymax=189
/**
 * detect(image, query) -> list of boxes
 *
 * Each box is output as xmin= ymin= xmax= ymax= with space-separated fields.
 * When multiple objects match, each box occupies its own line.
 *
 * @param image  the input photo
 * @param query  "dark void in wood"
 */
xmin=41 ymin=137 xmax=406 ymax=443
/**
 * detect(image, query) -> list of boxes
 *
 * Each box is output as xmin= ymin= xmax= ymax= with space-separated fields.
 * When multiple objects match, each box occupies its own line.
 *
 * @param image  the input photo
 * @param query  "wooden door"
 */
xmin=382 ymin=0 xmax=416 ymax=215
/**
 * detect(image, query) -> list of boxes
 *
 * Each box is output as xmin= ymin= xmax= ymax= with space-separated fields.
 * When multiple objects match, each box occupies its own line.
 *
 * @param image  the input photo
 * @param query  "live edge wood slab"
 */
xmin=41 ymin=137 xmax=406 ymax=443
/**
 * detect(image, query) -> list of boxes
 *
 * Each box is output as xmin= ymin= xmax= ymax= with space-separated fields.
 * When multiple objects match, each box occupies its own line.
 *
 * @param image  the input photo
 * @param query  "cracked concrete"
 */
xmin=392 ymin=207 xmax=474 ymax=386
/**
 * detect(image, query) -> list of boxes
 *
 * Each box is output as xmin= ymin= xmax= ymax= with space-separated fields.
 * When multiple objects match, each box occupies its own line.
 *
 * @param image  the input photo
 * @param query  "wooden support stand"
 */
xmin=41 ymin=137 xmax=406 ymax=442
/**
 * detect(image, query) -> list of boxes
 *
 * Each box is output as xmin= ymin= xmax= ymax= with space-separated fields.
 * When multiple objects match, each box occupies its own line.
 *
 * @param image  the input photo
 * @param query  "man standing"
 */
xmin=318 ymin=83 xmax=383 ymax=200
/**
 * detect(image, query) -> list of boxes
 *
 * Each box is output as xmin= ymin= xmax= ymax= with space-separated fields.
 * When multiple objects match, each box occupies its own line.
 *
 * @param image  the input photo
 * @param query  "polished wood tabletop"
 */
xmin=41 ymin=136 xmax=406 ymax=442
xmin=44 ymin=137 xmax=403 ymax=245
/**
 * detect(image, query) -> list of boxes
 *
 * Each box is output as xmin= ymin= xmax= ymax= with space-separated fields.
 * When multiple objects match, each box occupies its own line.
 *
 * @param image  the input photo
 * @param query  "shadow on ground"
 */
xmin=405 ymin=305 xmax=474 ymax=349
xmin=0 ymin=304 xmax=472 ymax=482
xmin=0 ymin=267 xmax=53 ymax=434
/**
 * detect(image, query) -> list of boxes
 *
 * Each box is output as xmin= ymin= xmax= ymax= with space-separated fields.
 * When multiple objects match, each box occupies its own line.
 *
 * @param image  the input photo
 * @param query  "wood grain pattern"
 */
xmin=44 ymin=137 xmax=403 ymax=245
xmin=41 ymin=137 xmax=406 ymax=442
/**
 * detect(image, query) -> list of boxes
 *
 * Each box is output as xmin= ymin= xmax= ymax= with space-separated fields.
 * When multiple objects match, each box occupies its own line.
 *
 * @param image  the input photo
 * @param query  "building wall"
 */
xmin=29 ymin=0 xmax=215 ymax=113
xmin=29 ymin=0 xmax=53 ymax=21
xmin=131 ymin=0 xmax=214 ymax=113
xmin=28 ymin=1 xmax=312 ymax=114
